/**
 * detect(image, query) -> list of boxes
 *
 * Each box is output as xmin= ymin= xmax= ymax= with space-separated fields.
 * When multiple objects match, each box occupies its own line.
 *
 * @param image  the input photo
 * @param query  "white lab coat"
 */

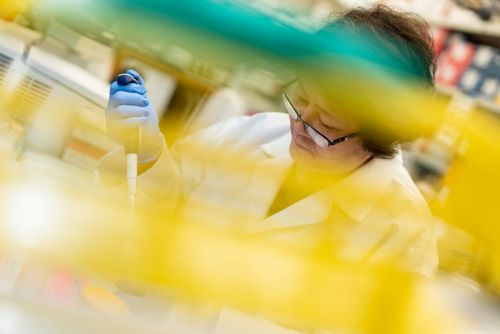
xmin=97 ymin=111 xmax=437 ymax=274
xmin=97 ymin=112 xmax=438 ymax=332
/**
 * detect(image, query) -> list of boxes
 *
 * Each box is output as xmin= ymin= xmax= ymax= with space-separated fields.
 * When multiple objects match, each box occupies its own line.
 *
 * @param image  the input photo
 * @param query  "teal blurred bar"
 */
xmin=45 ymin=0 xmax=421 ymax=80
xmin=50 ymin=0 xmax=313 ymax=57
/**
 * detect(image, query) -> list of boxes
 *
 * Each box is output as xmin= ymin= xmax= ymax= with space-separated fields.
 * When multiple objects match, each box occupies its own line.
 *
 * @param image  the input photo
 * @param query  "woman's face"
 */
xmin=286 ymin=80 xmax=368 ymax=174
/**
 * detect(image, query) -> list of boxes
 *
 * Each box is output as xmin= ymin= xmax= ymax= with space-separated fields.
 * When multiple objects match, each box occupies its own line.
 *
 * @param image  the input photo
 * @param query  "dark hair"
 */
xmin=324 ymin=5 xmax=436 ymax=158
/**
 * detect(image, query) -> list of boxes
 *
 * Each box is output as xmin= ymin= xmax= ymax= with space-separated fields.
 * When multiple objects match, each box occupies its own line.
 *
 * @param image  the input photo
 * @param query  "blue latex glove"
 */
xmin=106 ymin=69 xmax=162 ymax=162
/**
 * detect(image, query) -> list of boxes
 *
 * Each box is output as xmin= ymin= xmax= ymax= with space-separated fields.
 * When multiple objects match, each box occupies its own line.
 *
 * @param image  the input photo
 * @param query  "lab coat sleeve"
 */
xmin=139 ymin=113 xmax=269 ymax=203
xmin=135 ymin=130 xmax=217 ymax=204
xmin=95 ymin=116 xmax=249 ymax=205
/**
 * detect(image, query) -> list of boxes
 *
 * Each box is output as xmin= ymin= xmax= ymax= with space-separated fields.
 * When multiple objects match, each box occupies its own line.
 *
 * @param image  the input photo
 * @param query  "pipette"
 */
xmin=116 ymin=73 xmax=141 ymax=209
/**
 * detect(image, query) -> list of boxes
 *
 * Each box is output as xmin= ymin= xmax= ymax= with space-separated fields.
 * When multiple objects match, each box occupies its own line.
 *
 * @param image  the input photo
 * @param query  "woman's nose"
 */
xmin=294 ymin=107 xmax=314 ymax=137
xmin=293 ymin=118 xmax=307 ymax=136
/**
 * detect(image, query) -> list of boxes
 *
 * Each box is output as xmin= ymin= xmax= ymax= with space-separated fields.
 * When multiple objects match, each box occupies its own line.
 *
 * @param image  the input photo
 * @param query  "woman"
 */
xmin=98 ymin=5 xmax=438 ymax=276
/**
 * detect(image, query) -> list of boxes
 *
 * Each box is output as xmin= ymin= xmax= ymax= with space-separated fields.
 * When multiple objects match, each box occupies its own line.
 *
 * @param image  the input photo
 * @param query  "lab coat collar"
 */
xmin=251 ymin=147 xmax=402 ymax=233
xmin=257 ymin=130 xmax=401 ymax=228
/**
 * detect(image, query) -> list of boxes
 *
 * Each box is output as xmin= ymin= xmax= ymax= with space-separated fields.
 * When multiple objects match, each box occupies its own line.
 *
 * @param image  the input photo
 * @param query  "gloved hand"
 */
xmin=106 ymin=69 xmax=163 ymax=162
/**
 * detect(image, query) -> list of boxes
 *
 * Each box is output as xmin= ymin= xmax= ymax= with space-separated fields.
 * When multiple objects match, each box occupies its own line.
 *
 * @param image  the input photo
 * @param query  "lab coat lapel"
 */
xmin=244 ymin=133 xmax=293 ymax=223
xmin=248 ymin=154 xmax=403 ymax=233
xmin=251 ymin=188 xmax=334 ymax=232
xmin=247 ymin=132 xmax=328 ymax=231
xmin=246 ymin=132 xmax=333 ymax=231
xmin=245 ymin=155 xmax=293 ymax=223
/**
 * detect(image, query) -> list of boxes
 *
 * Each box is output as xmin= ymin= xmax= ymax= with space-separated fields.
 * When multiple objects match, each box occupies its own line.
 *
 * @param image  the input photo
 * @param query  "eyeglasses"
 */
xmin=282 ymin=82 xmax=357 ymax=148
